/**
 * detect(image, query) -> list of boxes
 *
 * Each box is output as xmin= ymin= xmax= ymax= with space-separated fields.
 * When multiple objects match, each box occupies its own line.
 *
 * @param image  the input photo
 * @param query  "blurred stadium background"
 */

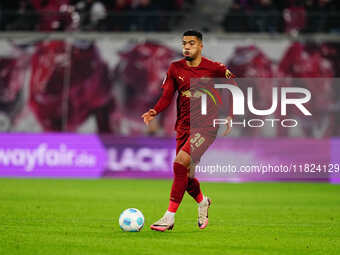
xmin=0 ymin=1 xmax=340 ymax=255
xmin=0 ymin=0 xmax=339 ymax=181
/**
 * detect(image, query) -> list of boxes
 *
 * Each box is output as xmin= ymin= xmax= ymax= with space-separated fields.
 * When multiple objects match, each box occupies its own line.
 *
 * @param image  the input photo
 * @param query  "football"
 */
xmin=119 ymin=208 xmax=145 ymax=232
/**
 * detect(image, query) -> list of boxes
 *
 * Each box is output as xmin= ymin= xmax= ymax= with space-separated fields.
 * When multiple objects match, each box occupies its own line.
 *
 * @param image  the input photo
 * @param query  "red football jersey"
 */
xmin=154 ymin=57 xmax=234 ymax=132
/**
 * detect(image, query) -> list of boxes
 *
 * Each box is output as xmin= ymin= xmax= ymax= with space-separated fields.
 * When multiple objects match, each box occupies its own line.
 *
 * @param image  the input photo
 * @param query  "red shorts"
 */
xmin=176 ymin=129 xmax=217 ymax=163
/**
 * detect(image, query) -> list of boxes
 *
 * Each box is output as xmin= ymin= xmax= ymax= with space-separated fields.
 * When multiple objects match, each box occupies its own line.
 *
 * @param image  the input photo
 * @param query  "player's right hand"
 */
xmin=222 ymin=116 xmax=232 ymax=136
xmin=141 ymin=109 xmax=157 ymax=126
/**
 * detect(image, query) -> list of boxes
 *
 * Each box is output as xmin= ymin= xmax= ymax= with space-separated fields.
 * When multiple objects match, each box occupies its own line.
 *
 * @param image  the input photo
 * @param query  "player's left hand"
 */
xmin=222 ymin=116 xmax=232 ymax=136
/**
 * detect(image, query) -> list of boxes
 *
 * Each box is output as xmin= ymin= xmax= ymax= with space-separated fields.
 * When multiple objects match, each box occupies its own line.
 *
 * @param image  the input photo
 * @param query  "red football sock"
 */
xmin=167 ymin=200 xmax=179 ymax=213
xmin=168 ymin=162 xmax=189 ymax=213
xmin=186 ymin=177 xmax=204 ymax=203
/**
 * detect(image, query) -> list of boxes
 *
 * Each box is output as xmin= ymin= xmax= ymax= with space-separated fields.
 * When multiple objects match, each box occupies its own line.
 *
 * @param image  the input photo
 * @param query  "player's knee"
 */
xmin=188 ymin=166 xmax=196 ymax=178
xmin=174 ymin=151 xmax=191 ymax=168
xmin=174 ymin=158 xmax=187 ymax=167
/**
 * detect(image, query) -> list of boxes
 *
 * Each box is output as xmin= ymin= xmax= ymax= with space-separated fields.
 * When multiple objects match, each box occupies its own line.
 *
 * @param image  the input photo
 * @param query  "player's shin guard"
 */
xmin=168 ymin=162 xmax=189 ymax=213
xmin=187 ymin=177 xmax=204 ymax=203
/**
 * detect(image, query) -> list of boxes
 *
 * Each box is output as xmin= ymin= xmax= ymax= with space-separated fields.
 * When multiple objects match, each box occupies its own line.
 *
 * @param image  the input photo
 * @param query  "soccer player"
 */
xmin=141 ymin=30 xmax=234 ymax=231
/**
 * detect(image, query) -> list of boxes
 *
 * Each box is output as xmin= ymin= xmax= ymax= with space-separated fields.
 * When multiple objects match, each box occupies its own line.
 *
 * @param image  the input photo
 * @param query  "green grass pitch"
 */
xmin=0 ymin=178 xmax=339 ymax=255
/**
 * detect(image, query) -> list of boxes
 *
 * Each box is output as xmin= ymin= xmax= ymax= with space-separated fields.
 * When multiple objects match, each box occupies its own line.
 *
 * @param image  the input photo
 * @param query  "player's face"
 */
xmin=182 ymin=36 xmax=202 ymax=61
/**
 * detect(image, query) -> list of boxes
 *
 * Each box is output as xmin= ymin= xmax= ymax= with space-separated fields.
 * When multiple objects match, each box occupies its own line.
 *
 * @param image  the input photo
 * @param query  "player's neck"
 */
xmin=186 ymin=55 xmax=202 ymax=67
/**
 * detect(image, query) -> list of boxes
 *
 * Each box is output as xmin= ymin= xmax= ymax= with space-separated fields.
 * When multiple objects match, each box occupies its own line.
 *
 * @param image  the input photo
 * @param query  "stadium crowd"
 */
xmin=1 ymin=0 xmax=339 ymax=33
xmin=222 ymin=0 xmax=340 ymax=34
xmin=0 ymin=0 xmax=193 ymax=31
